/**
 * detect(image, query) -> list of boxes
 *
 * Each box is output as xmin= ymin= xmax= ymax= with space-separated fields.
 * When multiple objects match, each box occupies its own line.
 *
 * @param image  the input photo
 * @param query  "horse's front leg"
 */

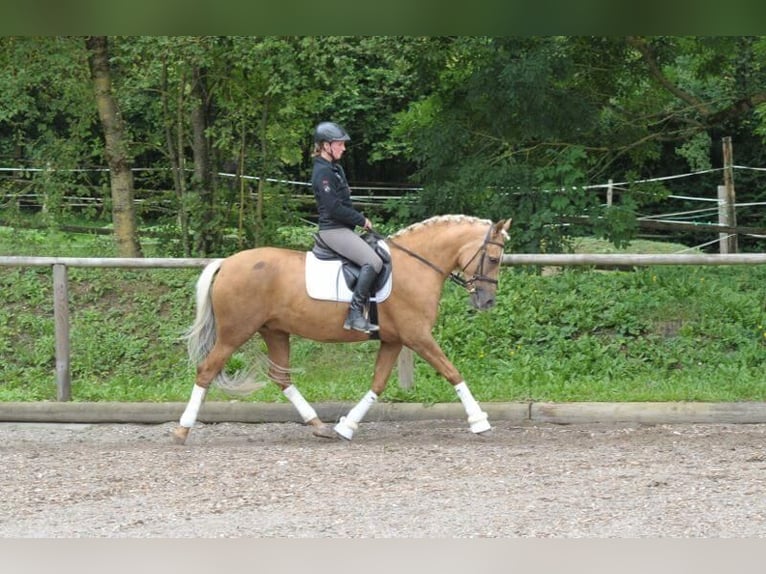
xmin=261 ymin=329 xmax=335 ymax=439
xmin=335 ymin=341 xmax=402 ymax=440
xmin=409 ymin=336 xmax=491 ymax=435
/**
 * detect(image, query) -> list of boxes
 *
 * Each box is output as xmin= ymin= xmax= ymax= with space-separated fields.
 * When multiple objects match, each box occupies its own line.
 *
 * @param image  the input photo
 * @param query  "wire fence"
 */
xmin=2 ymin=164 xmax=765 ymax=249
xmin=3 ymin=163 xmax=765 ymax=202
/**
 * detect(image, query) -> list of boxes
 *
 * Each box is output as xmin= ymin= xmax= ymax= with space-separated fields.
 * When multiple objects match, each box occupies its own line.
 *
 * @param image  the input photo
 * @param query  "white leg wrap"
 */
xmin=454 ymin=381 xmax=491 ymax=434
xmin=179 ymin=384 xmax=207 ymax=428
xmin=334 ymin=390 xmax=378 ymax=440
xmin=283 ymin=385 xmax=319 ymax=424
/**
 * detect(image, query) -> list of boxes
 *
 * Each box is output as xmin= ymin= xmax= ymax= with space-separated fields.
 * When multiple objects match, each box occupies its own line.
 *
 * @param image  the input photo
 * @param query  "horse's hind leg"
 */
xmin=173 ymin=342 xmax=236 ymax=445
xmin=261 ymin=329 xmax=335 ymax=439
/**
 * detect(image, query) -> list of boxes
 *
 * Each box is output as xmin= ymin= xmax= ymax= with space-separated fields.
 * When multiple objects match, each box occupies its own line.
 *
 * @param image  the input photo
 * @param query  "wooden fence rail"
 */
xmin=2 ymin=252 xmax=766 ymax=400
xmin=500 ymin=253 xmax=766 ymax=266
xmin=1 ymin=256 xmax=213 ymax=401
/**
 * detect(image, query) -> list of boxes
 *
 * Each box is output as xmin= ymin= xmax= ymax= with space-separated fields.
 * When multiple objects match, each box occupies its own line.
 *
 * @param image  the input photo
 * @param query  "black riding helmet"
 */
xmin=314 ymin=121 xmax=351 ymax=143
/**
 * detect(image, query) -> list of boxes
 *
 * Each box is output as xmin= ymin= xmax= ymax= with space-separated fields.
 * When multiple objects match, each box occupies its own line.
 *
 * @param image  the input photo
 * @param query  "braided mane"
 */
xmin=389 ymin=215 xmax=491 ymax=239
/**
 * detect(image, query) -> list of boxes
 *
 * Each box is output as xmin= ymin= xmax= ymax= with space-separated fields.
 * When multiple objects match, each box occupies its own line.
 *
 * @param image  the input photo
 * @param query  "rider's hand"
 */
xmin=363 ymin=218 xmax=374 ymax=231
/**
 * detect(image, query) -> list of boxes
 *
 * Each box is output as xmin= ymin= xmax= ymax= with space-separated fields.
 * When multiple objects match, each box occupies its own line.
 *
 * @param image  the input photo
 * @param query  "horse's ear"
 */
xmin=495 ymin=218 xmax=512 ymax=240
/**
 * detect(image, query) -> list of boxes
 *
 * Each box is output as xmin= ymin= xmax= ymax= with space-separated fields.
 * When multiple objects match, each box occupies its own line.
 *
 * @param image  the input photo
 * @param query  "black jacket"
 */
xmin=311 ymin=156 xmax=365 ymax=230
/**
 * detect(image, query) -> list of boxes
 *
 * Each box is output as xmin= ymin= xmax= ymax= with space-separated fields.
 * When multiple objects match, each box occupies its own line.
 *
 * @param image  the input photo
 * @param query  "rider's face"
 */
xmin=327 ymin=140 xmax=346 ymax=160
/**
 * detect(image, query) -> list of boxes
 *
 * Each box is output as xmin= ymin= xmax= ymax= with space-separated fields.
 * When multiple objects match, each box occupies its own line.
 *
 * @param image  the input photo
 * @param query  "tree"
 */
xmin=85 ymin=36 xmax=143 ymax=257
xmin=113 ymin=37 xmax=329 ymax=254
xmin=389 ymin=36 xmax=766 ymax=251
xmin=0 ymin=37 xmax=100 ymax=223
xmin=390 ymin=37 xmax=612 ymax=251
xmin=5 ymin=36 xmax=766 ymax=255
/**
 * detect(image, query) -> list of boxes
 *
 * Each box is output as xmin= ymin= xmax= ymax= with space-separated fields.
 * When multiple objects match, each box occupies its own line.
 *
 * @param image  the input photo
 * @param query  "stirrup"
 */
xmin=344 ymin=316 xmax=379 ymax=333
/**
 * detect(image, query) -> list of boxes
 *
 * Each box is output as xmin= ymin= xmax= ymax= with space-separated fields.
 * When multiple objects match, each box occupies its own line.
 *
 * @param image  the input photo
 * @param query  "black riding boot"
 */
xmin=344 ymin=264 xmax=380 ymax=333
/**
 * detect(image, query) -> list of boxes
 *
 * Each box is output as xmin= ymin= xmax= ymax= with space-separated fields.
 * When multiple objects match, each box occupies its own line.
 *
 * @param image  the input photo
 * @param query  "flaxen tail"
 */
xmin=183 ymin=259 xmax=263 ymax=395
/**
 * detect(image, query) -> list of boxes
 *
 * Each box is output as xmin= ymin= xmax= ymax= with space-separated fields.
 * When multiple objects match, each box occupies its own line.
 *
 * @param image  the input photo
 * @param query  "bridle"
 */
xmin=382 ymin=224 xmax=505 ymax=294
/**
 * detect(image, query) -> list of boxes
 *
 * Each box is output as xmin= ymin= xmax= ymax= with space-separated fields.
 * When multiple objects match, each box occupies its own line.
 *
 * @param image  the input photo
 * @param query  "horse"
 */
xmin=173 ymin=214 xmax=512 ymax=443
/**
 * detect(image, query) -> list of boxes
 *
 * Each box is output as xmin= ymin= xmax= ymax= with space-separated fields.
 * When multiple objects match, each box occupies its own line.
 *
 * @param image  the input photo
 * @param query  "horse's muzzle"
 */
xmin=470 ymin=291 xmax=496 ymax=310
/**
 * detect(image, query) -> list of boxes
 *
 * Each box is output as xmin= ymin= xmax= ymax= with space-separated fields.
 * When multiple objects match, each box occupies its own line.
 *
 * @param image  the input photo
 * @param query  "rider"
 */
xmin=311 ymin=121 xmax=383 ymax=334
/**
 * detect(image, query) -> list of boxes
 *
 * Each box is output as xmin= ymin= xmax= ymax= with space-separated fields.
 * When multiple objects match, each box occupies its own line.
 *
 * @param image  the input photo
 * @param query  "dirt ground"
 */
xmin=1 ymin=419 xmax=765 ymax=538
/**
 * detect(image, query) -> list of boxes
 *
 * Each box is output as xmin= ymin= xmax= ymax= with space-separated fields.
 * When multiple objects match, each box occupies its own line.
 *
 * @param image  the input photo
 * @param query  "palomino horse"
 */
xmin=173 ymin=214 xmax=511 ymax=443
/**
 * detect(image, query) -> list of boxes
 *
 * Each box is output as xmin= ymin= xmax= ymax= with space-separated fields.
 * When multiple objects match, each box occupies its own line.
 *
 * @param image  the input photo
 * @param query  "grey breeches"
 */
xmin=317 ymin=228 xmax=383 ymax=273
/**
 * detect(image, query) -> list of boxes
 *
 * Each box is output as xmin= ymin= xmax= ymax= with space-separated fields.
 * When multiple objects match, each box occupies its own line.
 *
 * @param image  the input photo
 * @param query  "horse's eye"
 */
xmin=488 ymin=256 xmax=500 ymax=265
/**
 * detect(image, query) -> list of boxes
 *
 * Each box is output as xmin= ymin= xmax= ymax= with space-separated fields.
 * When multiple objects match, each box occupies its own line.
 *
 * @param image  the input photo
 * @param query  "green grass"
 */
xmin=1 ymin=226 xmax=765 ymax=403
xmin=572 ymin=236 xmax=694 ymax=254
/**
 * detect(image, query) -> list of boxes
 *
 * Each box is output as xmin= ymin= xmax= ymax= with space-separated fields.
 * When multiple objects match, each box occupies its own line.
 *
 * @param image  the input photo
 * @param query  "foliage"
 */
xmin=1 ymin=36 xmax=766 ymax=255
xmin=0 ymin=37 xmax=100 ymax=226
xmin=390 ymin=36 xmax=766 ymax=250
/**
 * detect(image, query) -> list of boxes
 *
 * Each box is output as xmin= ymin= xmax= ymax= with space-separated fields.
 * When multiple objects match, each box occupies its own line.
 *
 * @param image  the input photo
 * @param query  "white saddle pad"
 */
xmin=305 ymin=244 xmax=392 ymax=303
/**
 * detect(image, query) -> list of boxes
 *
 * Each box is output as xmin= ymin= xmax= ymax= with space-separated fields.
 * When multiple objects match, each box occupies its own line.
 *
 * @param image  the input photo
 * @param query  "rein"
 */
xmin=377 ymin=225 xmax=503 ymax=293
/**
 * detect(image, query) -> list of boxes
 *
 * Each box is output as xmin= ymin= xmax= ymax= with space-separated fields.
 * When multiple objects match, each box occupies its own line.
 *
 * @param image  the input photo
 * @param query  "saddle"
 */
xmin=305 ymin=232 xmax=393 ymax=303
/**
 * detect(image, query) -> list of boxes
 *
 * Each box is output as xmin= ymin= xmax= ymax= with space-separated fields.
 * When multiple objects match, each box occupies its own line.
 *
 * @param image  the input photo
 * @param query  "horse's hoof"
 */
xmin=333 ymin=418 xmax=357 ymax=441
xmin=312 ymin=424 xmax=338 ymax=439
xmin=469 ymin=413 xmax=491 ymax=434
xmin=172 ymin=426 xmax=190 ymax=445
xmin=475 ymin=429 xmax=494 ymax=439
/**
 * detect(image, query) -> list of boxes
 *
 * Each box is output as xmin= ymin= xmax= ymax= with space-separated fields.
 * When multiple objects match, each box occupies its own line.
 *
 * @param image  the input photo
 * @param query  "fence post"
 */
xmin=606 ymin=179 xmax=613 ymax=207
xmin=398 ymin=347 xmax=414 ymax=389
xmin=52 ymin=264 xmax=71 ymax=401
xmin=718 ymin=185 xmax=731 ymax=254
xmin=721 ymin=136 xmax=738 ymax=254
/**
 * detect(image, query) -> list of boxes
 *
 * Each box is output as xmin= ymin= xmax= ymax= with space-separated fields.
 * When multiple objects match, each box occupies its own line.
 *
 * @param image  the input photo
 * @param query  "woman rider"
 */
xmin=311 ymin=121 xmax=383 ymax=334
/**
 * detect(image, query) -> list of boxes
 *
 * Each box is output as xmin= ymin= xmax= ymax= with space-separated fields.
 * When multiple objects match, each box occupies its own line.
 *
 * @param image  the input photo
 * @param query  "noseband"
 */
xmin=385 ymin=224 xmax=504 ymax=294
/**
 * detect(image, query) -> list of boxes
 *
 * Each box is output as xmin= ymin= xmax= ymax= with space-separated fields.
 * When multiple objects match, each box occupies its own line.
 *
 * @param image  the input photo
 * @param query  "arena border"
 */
xmin=1 ymin=401 xmax=766 ymax=425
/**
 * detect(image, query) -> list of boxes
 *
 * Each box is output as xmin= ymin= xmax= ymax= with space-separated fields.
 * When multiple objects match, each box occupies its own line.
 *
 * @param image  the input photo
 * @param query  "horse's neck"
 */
xmin=393 ymin=224 xmax=473 ymax=272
